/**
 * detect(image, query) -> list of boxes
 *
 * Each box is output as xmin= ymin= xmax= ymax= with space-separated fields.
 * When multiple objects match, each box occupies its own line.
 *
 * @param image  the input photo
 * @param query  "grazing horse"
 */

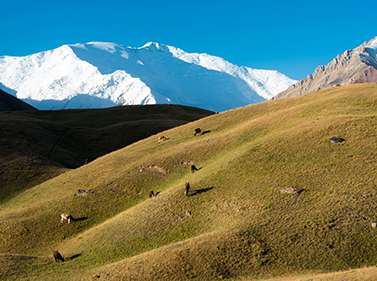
xmin=61 ymin=214 xmax=74 ymax=224
xmin=191 ymin=165 xmax=199 ymax=173
xmin=194 ymin=128 xmax=201 ymax=136
xmin=53 ymin=250 xmax=64 ymax=262
xmin=158 ymin=135 xmax=167 ymax=142
xmin=184 ymin=182 xmax=190 ymax=196
xmin=149 ymin=190 xmax=155 ymax=198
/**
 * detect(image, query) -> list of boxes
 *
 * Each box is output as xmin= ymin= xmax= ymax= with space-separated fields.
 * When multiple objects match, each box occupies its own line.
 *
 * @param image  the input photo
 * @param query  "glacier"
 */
xmin=0 ymin=42 xmax=297 ymax=112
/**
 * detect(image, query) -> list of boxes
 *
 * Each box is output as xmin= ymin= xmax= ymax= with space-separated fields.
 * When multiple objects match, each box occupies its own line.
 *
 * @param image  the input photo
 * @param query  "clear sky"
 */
xmin=1 ymin=0 xmax=375 ymax=80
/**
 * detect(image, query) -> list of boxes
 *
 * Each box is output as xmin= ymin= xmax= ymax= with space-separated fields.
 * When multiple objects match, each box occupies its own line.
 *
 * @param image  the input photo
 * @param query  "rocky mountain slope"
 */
xmin=275 ymin=37 xmax=377 ymax=99
xmin=0 ymin=42 xmax=296 ymax=112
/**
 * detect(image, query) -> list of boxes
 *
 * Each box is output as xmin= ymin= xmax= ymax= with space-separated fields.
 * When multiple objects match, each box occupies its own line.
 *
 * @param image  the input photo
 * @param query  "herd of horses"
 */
xmin=55 ymin=127 xmax=207 ymax=262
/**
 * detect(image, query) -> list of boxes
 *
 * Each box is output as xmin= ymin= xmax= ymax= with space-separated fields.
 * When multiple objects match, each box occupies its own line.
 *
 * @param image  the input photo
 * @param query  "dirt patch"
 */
xmin=140 ymin=165 xmax=167 ymax=174
xmin=277 ymin=187 xmax=304 ymax=194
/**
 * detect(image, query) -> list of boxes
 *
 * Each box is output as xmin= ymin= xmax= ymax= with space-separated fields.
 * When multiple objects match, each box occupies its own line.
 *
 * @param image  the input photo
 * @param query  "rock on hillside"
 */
xmin=275 ymin=37 xmax=377 ymax=99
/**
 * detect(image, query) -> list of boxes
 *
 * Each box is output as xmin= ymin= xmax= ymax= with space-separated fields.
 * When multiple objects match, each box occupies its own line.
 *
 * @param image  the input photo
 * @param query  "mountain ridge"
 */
xmin=275 ymin=36 xmax=377 ymax=99
xmin=0 ymin=42 xmax=296 ymax=111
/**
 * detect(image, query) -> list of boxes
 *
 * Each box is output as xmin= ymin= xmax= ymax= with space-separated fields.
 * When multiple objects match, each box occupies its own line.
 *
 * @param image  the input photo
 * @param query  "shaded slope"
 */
xmin=0 ymin=104 xmax=213 ymax=202
xmin=0 ymin=88 xmax=36 ymax=111
xmin=2 ymin=84 xmax=377 ymax=280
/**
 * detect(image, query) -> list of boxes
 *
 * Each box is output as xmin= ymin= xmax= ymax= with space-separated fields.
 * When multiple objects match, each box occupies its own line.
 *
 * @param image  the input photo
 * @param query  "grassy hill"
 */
xmin=0 ymin=104 xmax=214 ymax=203
xmin=2 ymin=84 xmax=377 ymax=280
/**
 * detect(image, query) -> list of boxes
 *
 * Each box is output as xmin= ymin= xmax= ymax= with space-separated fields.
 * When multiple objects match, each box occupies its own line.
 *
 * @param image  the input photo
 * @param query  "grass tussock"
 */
xmin=2 ymin=84 xmax=377 ymax=280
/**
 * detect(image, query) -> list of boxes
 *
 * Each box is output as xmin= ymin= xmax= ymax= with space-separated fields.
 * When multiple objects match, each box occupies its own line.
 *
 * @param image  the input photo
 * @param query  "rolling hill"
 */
xmin=0 ymin=104 xmax=213 ymax=203
xmin=2 ymin=84 xmax=377 ymax=280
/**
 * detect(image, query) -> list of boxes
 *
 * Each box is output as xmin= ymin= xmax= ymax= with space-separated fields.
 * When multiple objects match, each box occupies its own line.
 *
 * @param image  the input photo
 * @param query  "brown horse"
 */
xmin=194 ymin=128 xmax=201 ymax=136
xmin=158 ymin=135 xmax=167 ymax=142
xmin=184 ymin=182 xmax=190 ymax=196
xmin=191 ymin=165 xmax=199 ymax=173
xmin=53 ymin=250 xmax=64 ymax=262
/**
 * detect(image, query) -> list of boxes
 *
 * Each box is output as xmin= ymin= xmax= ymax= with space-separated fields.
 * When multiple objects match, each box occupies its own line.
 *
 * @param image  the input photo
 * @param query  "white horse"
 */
xmin=61 ymin=214 xmax=74 ymax=224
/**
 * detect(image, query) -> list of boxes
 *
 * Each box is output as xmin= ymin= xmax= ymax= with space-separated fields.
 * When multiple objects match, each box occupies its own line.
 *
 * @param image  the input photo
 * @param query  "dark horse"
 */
xmin=184 ymin=182 xmax=190 ymax=196
xmin=53 ymin=250 xmax=64 ymax=262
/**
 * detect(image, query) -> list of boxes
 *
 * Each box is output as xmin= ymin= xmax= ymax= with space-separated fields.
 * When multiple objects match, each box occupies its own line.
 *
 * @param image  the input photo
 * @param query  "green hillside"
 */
xmin=0 ymin=104 xmax=213 ymax=203
xmin=2 ymin=84 xmax=377 ymax=280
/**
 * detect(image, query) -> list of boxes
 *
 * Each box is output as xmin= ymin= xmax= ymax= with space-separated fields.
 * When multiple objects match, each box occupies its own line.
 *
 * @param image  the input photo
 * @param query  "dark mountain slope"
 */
xmin=0 ymin=89 xmax=36 ymax=111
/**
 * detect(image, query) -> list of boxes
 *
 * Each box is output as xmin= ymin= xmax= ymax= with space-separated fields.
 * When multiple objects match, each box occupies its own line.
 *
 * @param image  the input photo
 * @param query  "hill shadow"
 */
xmin=190 ymin=187 xmax=214 ymax=196
xmin=191 ymin=166 xmax=203 ymax=172
xmin=68 ymin=253 xmax=82 ymax=260
xmin=201 ymin=130 xmax=211 ymax=135
xmin=75 ymin=217 xmax=88 ymax=222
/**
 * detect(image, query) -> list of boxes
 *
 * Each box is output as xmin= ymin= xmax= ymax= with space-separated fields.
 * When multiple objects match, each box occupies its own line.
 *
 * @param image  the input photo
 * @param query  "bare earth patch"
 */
xmin=277 ymin=187 xmax=304 ymax=194
xmin=140 ymin=165 xmax=167 ymax=174
xmin=180 ymin=160 xmax=194 ymax=166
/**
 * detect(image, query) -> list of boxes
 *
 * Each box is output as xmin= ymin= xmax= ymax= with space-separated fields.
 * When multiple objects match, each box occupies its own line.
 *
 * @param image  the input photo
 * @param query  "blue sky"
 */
xmin=0 ymin=0 xmax=375 ymax=80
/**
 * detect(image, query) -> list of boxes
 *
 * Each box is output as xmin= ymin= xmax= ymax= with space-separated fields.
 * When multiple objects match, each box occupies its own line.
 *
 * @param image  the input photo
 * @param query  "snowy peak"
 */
xmin=0 ymin=42 xmax=296 ymax=111
xmin=139 ymin=42 xmax=168 ymax=51
xmin=72 ymin=42 xmax=133 ymax=60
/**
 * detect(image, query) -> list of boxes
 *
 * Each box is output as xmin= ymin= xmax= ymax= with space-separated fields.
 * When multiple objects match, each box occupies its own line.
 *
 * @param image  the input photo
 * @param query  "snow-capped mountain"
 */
xmin=0 ymin=42 xmax=296 ymax=111
xmin=276 ymin=36 xmax=377 ymax=99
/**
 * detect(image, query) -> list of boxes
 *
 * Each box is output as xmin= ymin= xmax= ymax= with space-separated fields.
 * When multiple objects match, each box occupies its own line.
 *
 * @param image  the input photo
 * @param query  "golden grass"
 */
xmin=2 ymin=84 xmax=377 ymax=280
xmin=257 ymin=266 xmax=377 ymax=281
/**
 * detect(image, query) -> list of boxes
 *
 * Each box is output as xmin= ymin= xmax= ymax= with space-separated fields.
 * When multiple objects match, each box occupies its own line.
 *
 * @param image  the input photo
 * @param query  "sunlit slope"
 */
xmin=2 ymin=84 xmax=377 ymax=280
xmin=259 ymin=266 xmax=377 ymax=281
